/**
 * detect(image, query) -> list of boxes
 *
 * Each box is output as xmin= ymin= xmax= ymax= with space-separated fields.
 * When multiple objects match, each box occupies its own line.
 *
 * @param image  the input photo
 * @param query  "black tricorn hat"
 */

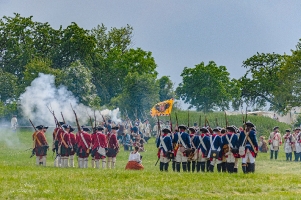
xmin=70 ymin=127 xmax=75 ymax=132
xmin=178 ymin=125 xmax=187 ymax=130
xmin=189 ymin=127 xmax=196 ymax=133
xmin=82 ymin=126 xmax=91 ymax=132
xmin=212 ymin=127 xmax=221 ymax=132
xmin=226 ymin=126 xmax=236 ymax=133
xmin=36 ymin=125 xmax=44 ymax=130
xmin=286 ymin=129 xmax=291 ymax=132
xmin=294 ymin=127 xmax=301 ymax=131
xmin=162 ymin=128 xmax=171 ymax=133
xmin=273 ymin=126 xmax=279 ymax=130
xmin=221 ymin=129 xmax=226 ymax=134
xmin=62 ymin=124 xmax=71 ymax=129
xmin=97 ymin=126 xmax=104 ymax=131
xmin=59 ymin=122 xmax=64 ymax=125
xmin=43 ymin=126 xmax=49 ymax=129
xmin=111 ymin=126 xmax=119 ymax=130
xmin=245 ymin=121 xmax=255 ymax=128
xmin=199 ymin=127 xmax=209 ymax=133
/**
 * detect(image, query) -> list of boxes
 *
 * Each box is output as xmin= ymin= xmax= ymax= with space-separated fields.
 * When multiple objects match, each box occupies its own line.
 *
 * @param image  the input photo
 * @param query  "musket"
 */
xmin=169 ymin=114 xmax=173 ymax=132
xmin=71 ymin=104 xmax=81 ymax=133
xmin=61 ymin=112 xmax=66 ymax=124
xmin=205 ymin=117 xmax=210 ymax=127
xmin=224 ymin=111 xmax=229 ymax=127
xmin=86 ymin=109 xmax=94 ymax=131
xmin=215 ymin=118 xmax=218 ymax=127
xmin=199 ymin=115 xmax=201 ymax=129
xmin=46 ymin=105 xmax=60 ymax=127
xmin=188 ymin=110 xmax=190 ymax=127
xmin=29 ymin=119 xmax=37 ymax=158
xmin=175 ymin=112 xmax=179 ymax=129
xmin=94 ymin=110 xmax=97 ymax=129
xmin=155 ymin=115 xmax=162 ymax=166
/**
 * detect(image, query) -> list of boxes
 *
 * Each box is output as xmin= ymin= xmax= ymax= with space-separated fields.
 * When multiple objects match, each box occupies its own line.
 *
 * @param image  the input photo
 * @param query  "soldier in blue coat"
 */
xmin=207 ymin=127 xmax=223 ymax=172
xmin=222 ymin=126 xmax=239 ymax=173
xmin=173 ymin=125 xmax=192 ymax=172
xmin=238 ymin=122 xmax=258 ymax=173
xmin=193 ymin=127 xmax=210 ymax=172
xmin=156 ymin=128 xmax=173 ymax=171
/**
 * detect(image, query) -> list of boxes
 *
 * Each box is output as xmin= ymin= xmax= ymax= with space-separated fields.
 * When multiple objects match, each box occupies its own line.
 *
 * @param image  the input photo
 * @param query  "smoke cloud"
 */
xmin=19 ymin=73 xmax=121 ymax=127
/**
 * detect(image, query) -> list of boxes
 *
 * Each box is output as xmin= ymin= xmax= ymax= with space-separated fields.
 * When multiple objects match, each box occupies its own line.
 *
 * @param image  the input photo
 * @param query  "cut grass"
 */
xmin=0 ymin=128 xmax=301 ymax=199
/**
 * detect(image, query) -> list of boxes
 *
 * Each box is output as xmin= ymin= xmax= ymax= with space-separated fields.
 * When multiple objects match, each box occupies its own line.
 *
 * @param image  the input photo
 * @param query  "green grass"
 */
xmin=0 ymin=127 xmax=301 ymax=199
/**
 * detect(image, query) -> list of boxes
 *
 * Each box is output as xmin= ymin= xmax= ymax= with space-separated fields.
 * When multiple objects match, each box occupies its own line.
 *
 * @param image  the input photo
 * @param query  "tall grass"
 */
xmin=0 ymin=127 xmax=300 ymax=199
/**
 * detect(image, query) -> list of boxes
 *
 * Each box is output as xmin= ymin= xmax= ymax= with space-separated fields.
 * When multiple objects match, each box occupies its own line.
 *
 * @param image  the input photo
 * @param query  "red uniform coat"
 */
xmin=92 ymin=132 xmax=108 ymax=149
xmin=68 ymin=132 xmax=77 ymax=156
xmin=77 ymin=131 xmax=92 ymax=158
xmin=32 ymin=131 xmax=48 ymax=156
xmin=107 ymin=133 xmax=119 ymax=149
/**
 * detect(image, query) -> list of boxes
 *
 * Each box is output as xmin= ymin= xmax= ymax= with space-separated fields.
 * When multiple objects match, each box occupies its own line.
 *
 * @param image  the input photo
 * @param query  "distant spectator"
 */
xmin=259 ymin=136 xmax=268 ymax=153
xmin=121 ymin=132 xmax=132 ymax=151
xmin=11 ymin=115 xmax=18 ymax=131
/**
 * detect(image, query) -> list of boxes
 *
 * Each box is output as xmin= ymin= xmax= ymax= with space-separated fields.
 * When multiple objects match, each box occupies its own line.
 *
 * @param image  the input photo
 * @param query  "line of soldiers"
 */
xmin=156 ymin=122 xmax=259 ymax=173
xmin=271 ymin=126 xmax=301 ymax=161
xmin=32 ymin=122 xmax=119 ymax=169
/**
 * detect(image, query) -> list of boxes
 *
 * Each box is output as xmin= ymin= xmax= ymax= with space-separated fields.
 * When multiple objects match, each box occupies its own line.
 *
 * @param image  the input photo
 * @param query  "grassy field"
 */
xmin=0 ymin=127 xmax=301 ymax=200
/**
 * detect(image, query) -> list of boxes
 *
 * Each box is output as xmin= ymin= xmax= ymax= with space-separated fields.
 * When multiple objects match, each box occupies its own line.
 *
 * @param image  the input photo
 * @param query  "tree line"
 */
xmin=0 ymin=13 xmax=301 ymax=120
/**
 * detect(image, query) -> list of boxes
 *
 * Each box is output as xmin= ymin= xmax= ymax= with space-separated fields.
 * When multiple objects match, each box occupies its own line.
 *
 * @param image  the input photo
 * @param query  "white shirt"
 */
xmin=128 ymin=151 xmax=141 ymax=163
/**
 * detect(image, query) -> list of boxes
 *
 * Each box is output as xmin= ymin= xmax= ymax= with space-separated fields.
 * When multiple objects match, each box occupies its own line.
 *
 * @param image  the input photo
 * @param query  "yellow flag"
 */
xmin=150 ymin=98 xmax=174 ymax=117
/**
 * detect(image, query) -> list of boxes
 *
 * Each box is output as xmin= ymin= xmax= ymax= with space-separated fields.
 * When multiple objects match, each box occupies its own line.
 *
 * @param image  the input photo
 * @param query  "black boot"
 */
xmin=226 ymin=163 xmax=234 ymax=173
xmin=196 ymin=162 xmax=201 ymax=172
xmin=187 ymin=161 xmax=191 ymax=172
xmin=242 ymin=164 xmax=247 ymax=174
xmin=176 ymin=162 xmax=181 ymax=172
xmin=217 ymin=163 xmax=222 ymax=172
xmin=164 ymin=163 xmax=169 ymax=172
xmin=233 ymin=168 xmax=238 ymax=173
xmin=222 ymin=162 xmax=227 ymax=172
xmin=206 ymin=160 xmax=211 ymax=172
xmin=39 ymin=162 xmax=43 ymax=165
xmin=249 ymin=163 xmax=255 ymax=173
xmin=182 ymin=162 xmax=187 ymax=172
xmin=200 ymin=162 xmax=206 ymax=172
xmin=246 ymin=163 xmax=250 ymax=173
xmin=159 ymin=162 xmax=164 ymax=171
xmin=270 ymin=150 xmax=274 ymax=159
xmin=191 ymin=161 xmax=196 ymax=172
xmin=275 ymin=150 xmax=278 ymax=160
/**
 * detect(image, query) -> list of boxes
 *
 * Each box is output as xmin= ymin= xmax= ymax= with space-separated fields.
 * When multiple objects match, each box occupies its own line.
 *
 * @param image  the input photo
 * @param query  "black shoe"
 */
xmin=217 ymin=163 xmax=222 ymax=172
xmin=201 ymin=162 xmax=206 ymax=172
xmin=242 ymin=164 xmax=247 ymax=174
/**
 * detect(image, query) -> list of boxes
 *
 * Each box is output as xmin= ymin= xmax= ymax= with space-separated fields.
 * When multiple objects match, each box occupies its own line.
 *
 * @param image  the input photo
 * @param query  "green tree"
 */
xmin=176 ymin=61 xmax=233 ymax=112
xmin=0 ymin=69 xmax=17 ymax=102
xmin=239 ymin=52 xmax=291 ymax=113
xmin=157 ymin=76 xmax=174 ymax=101
xmin=59 ymin=61 xmax=100 ymax=107
xmin=112 ymin=72 xmax=159 ymax=120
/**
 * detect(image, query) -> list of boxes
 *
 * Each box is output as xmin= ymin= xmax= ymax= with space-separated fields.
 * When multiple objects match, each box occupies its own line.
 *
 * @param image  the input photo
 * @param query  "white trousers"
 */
xmin=242 ymin=149 xmax=255 ymax=164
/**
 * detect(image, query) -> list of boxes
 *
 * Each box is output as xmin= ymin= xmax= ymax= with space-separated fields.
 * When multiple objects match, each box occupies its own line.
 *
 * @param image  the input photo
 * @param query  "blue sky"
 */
xmin=1 ymin=1 xmax=301 ymax=89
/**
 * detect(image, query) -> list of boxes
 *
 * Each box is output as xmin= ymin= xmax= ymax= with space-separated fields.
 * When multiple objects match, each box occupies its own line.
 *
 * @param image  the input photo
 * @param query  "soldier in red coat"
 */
xmin=91 ymin=126 xmax=108 ymax=169
xmin=106 ymin=126 xmax=120 ymax=169
xmin=58 ymin=124 xmax=71 ymax=168
xmin=77 ymin=126 xmax=92 ymax=168
xmin=32 ymin=125 xmax=49 ymax=166
xmin=52 ymin=122 xmax=64 ymax=167
xmin=68 ymin=127 xmax=77 ymax=167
